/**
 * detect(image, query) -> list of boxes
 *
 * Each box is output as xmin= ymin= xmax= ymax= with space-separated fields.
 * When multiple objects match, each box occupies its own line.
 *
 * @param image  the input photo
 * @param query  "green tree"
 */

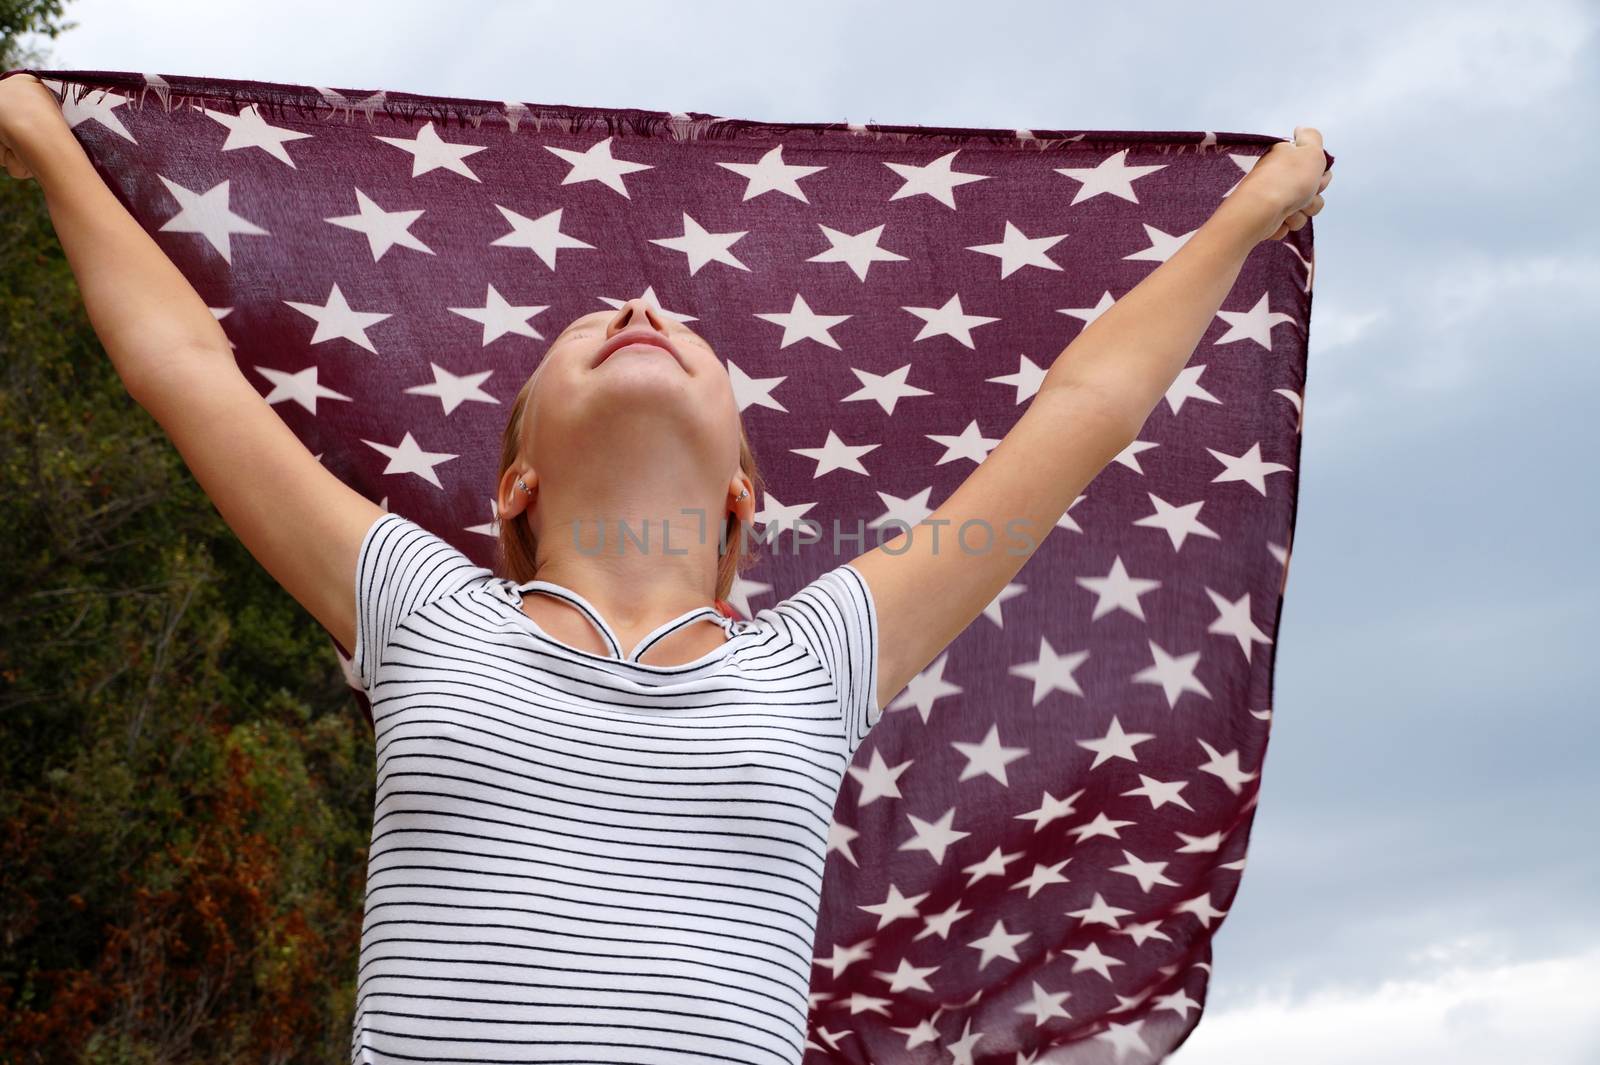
xmin=1 ymin=7 xmax=374 ymax=1061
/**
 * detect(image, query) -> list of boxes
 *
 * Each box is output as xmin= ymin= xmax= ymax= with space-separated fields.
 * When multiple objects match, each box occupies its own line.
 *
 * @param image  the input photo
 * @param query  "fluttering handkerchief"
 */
xmin=7 ymin=67 xmax=1326 ymax=1064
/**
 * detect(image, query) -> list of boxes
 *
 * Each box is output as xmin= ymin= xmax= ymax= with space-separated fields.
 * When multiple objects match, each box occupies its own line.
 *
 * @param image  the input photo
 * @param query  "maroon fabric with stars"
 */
xmin=8 ymin=66 xmax=1329 ymax=1063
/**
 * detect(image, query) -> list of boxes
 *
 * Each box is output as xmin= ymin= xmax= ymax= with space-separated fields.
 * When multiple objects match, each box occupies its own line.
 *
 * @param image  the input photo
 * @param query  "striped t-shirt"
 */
xmin=349 ymin=511 xmax=880 ymax=1065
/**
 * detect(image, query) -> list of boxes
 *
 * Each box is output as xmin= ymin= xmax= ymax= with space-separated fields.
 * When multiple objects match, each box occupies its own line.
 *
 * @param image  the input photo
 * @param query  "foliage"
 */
xmin=0 ymin=9 xmax=374 ymax=1063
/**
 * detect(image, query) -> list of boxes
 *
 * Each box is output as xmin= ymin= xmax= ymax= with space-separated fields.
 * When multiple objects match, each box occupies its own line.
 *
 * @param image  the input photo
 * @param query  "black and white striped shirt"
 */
xmin=349 ymin=511 xmax=880 ymax=1065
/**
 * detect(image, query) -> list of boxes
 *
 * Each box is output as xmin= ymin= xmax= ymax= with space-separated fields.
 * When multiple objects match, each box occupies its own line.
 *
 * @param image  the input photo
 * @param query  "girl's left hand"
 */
xmin=1238 ymin=125 xmax=1333 ymax=242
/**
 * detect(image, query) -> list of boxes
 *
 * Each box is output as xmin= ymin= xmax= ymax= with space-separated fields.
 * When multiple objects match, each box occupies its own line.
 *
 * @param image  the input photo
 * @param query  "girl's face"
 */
xmin=518 ymin=300 xmax=743 ymax=498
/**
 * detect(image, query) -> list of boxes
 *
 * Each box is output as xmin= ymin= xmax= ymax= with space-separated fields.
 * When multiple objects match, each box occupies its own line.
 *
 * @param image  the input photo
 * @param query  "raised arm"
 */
xmin=849 ymin=128 xmax=1333 ymax=712
xmin=1 ymin=72 xmax=383 ymax=655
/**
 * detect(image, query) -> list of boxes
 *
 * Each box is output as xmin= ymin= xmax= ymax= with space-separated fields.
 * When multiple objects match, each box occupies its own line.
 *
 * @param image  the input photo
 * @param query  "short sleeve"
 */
xmin=353 ymin=511 xmax=493 ymax=693
xmin=757 ymin=562 xmax=881 ymax=754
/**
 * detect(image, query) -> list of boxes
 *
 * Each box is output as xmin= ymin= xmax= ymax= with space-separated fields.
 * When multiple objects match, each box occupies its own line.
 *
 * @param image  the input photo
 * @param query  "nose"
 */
xmin=606 ymin=298 xmax=669 ymax=339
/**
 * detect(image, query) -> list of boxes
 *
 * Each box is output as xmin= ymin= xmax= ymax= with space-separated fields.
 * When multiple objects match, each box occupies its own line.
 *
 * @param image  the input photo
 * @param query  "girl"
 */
xmin=0 ymin=70 xmax=1331 ymax=1065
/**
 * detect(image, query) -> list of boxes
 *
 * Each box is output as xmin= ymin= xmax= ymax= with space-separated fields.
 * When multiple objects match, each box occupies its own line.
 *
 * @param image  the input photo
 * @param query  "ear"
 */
xmin=727 ymin=476 xmax=756 ymax=527
xmin=499 ymin=466 xmax=537 ymax=521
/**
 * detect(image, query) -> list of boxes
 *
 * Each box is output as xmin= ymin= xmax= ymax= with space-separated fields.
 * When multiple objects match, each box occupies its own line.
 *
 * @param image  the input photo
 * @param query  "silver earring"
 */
xmin=737 ymin=488 xmax=748 ymax=501
xmin=517 ymin=477 xmax=533 ymax=495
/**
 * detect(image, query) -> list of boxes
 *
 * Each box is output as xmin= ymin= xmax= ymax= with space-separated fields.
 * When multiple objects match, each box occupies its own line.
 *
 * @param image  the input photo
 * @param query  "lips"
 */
xmin=593 ymin=328 xmax=683 ymax=370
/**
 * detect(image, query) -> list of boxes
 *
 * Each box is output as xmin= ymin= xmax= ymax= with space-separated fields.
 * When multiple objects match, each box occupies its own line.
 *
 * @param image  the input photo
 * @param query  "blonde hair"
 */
xmin=493 ymin=360 xmax=766 ymax=610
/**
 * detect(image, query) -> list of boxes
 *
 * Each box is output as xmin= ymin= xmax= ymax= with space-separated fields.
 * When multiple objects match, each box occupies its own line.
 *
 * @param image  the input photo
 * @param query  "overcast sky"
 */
xmin=20 ymin=1 xmax=1600 ymax=1060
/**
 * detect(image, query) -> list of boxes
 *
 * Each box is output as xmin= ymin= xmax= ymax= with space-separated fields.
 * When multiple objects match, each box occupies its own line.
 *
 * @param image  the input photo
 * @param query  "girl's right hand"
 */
xmin=0 ymin=72 xmax=67 ymax=181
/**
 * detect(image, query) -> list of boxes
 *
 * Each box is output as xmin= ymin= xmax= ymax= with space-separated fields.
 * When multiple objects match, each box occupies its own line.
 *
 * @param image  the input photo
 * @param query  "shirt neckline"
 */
xmin=511 ymin=578 xmax=739 ymax=668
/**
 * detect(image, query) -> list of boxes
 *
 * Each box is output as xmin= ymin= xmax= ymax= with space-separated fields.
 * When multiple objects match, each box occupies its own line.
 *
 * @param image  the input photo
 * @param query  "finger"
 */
xmin=1292 ymin=126 xmax=1323 ymax=148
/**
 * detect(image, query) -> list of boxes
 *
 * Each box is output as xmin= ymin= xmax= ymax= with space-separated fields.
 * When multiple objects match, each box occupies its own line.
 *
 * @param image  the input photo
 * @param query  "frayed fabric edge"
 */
xmin=3 ymin=66 xmax=1283 ymax=155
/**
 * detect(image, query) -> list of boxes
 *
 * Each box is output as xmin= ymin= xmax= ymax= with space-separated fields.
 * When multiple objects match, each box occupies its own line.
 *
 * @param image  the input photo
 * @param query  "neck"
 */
xmin=529 ymin=474 xmax=727 ymax=629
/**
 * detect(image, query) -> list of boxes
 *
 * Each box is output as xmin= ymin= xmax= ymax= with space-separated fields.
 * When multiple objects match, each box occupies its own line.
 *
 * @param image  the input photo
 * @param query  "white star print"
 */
xmin=1056 ymin=493 xmax=1088 ymax=534
xmin=1196 ymin=739 xmax=1259 ymax=795
xmin=825 ymin=817 xmax=862 ymax=867
xmin=951 ymin=724 xmax=1029 ymax=785
xmin=890 ymin=653 xmax=964 ymax=723
xmin=489 ymin=204 xmax=594 ymax=270
xmin=926 ymin=420 xmax=1000 ymax=465
xmin=808 ymin=222 xmax=908 ymax=281
xmin=1276 ymin=386 xmax=1306 ymax=432
xmin=1134 ymin=493 xmax=1221 ymax=551
xmin=1054 ymin=148 xmax=1166 ymax=205
xmin=898 ymin=807 xmax=970 ymax=865
xmin=846 ymin=748 xmax=911 ymax=806
xmin=403 ymin=363 xmax=498 ymax=416
xmin=717 ymin=144 xmax=825 ymax=202
xmin=156 ymin=175 xmax=269 ymax=264
xmin=1077 ymin=557 xmax=1161 ymax=621
xmin=812 ymin=939 xmax=874 ymax=980
xmin=727 ymin=360 xmax=788 ymax=413
xmin=1209 ymin=442 xmax=1292 ymax=495
xmin=1011 ymin=858 xmax=1073 ymax=899
xmin=56 ymin=83 xmax=135 ymax=141
xmin=1109 ymin=850 xmax=1179 ymax=893
xmin=1014 ymin=788 xmax=1085 ymax=833
xmin=1154 ymin=987 xmax=1203 ymax=1018
xmin=1121 ymin=774 xmax=1194 ymax=812
xmin=326 ymin=188 xmax=433 ymax=261
xmin=1057 ymin=289 xmax=1118 ymax=328
xmin=594 ymin=286 xmax=697 ymax=325
xmin=962 ymin=845 xmax=1023 ymax=889
xmin=1205 ymin=588 xmax=1273 ymax=660
xmin=1095 ymin=1019 xmax=1151 ymax=1062
xmin=374 ymin=120 xmax=487 ymax=181
xmin=967 ymin=220 xmax=1067 ymax=278
xmin=903 ymin=293 xmax=1000 ymax=349
xmin=1063 ymin=941 xmax=1125 ymax=980
xmin=650 ymin=211 xmax=751 ymax=275
xmin=1067 ymin=892 xmax=1134 ymax=929
xmin=545 ymin=136 xmax=653 ymax=197
xmin=884 ymin=149 xmax=991 ymax=208
xmin=859 ymin=883 xmax=930 ymax=931
xmin=877 ymin=956 xmax=940 ymax=995
xmin=1117 ymin=919 xmax=1174 ymax=948
xmin=871 ymin=485 xmax=936 ymax=538
xmin=1174 ymin=829 xmax=1225 ymax=854
xmin=1069 ymin=811 xmax=1136 ymax=843
xmin=986 ymin=353 xmax=1049 ymax=404
xmin=1015 ymin=980 xmax=1074 ymax=1024
xmin=1215 ymin=291 xmax=1298 ymax=350
xmin=447 ymin=284 xmax=549 ymax=345
xmin=843 ymin=364 xmax=930 ymax=415
xmin=1077 ymin=716 xmax=1155 ymax=770
xmin=754 ymin=293 xmax=852 ymax=349
xmin=753 ymin=492 xmax=816 ymax=539
xmin=1010 ymin=637 xmax=1090 ymax=705
xmin=1164 ymin=364 xmax=1223 ymax=414
xmin=253 ymin=363 xmax=349 ymax=415
xmin=1132 ymin=639 xmax=1211 ymax=708
xmin=967 ymin=919 xmax=1031 ymax=970
xmin=283 ymin=283 xmax=391 ymax=353
xmin=1123 ymin=222 xmax=1200 ymax=264
xmin=1174 ymin=891 xmax=1228 ymax=928
xmin=915 ymin=898 xmax=974 ymax=942
xmin=362 ymin=431 xmax=458 ymax=489
xmin=201 ymin=103 xmax=312 ymax=167
xmin=724 ymin=573 xmax=772 ymax=621
xmin=791 ymin=430 xmax=879 ymax=477
xmin=1111 ymin=439 xmax=1160 ymax=473
xmin=981 ymin=582 xmax=1027 ymax=627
